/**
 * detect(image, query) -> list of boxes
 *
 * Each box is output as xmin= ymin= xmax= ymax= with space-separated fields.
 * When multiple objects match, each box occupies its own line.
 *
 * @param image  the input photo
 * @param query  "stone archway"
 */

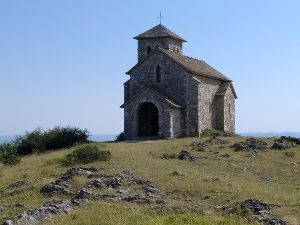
xmin=138 ymin=102 xmax=159 ymax=137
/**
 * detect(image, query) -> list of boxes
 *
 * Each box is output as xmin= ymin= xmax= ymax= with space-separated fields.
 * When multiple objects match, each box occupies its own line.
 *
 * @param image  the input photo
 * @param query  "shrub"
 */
xmin=15 ymin=126 xmax=89 ymax=155
xmin=200 ymin=128 xmax=236 ymax=137
xmin=62 ymin=144 xmax=111 ymax=166
xmin=115 ymin=132 xmax=126 ymax=142
xmin=43 ymin=126 xmax=89 ymax=150
xmin=15 ymin=128 xmax=46 ymax=155
xmin=0 ymin=143 xmax=21 ymax=165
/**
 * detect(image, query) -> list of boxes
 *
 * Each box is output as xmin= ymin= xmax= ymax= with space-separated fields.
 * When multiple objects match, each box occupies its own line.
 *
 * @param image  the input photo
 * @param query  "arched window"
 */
xmin=156 ymin=65 xmax=161 ymax=82
xmin=147 ymin=46 xmax=152 ymax=55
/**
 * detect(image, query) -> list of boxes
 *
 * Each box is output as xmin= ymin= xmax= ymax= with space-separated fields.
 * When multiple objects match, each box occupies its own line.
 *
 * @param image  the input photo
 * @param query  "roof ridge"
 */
xmin=127 ymin=48 xmax=232 ymax=82
xmin=134 ymin=24 xmax=186 ymax=42
xmin=162 ymin=49 xmax=205 ymax=63
xmin=159 ymin=49 xmax=231 ymax=82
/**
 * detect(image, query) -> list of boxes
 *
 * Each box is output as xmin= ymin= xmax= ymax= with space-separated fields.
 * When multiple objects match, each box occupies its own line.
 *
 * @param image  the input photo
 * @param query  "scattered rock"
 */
xmin=12 ymin=200 xmax=72 ymax=225
xmin=104 ymin=177 xmax=123 ymax=188
xmin=191 ymin=137 xmax=229 ymax=150
xmin=191 ymin=141 xmax=208 ymax=151
xmin=94 ymin=188 xmax=151 ymax=204
xmin=40 ymin=167 xmax=98 ymax=196
xmin=260 ymin=175 xmax=276 ymax=183
xmin=87 ymin=177 xmax=122 ymax=189
xmin=119 ymin=169 xmax=150 ymax=185
xmin=231 ymin=138 xmax=268 ymax=151
xmin=144 ymin=183 xmax=162 ymax=197
xmin=271 ymin=139 xmax=289 ymax=150
xmin=178 ymin=150 xmax=197 ymax=161
xmin=3 ymin=220 xmax=13 ymax=225
xmin=161 ymin=150 xmax=197 ymax=161
xmin=7 ymin=180 xmax=32 ymax=190
xmin=66 ymin=167 xmax=98 ymax=176
xmin=281 ymin=136 xmax=300 ymax=145
xmin=7 ymin=168 xmax=163 ymax=224
xmin=241 ymin=199 xmax=285 ymax=224
xmin=161 ymin=154 xmax=177 ymax=160
xmin=75 ymin=188 xmax=94 ymax=200
xmin=206 ymin=137 xmax=229 ymax=145
xmin=40 ymin=182 xmax=70 ymax=197
xmin=262 ymin=218 xmax=287 ymax=225
xmin=214 ymin=204 xmax=230 ymax=211
xmin=215 ymin=199 xmax=286 ymax=225
xmin=240 ymin=199 xmax=272 ymax=215
xmin=249 ymin=150 xmax=260 ymax=158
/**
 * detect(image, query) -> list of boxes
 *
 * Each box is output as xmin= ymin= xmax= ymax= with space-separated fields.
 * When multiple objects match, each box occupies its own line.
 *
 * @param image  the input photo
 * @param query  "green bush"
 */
xmin=200 ymin=128 xmax=236 ymax=137
xmin=115 ymin=132 xmax=126 ymax=142
xmin=43 ymin=126 xmax=89 ymax=150
xmin=15 ymin=126 xmax=89 ymax=155
xmin=15 ymin=128 xmax=46 ymax=155
xmin=62 ymin=145 xmax=111 ymax=166
xmin=0 ymin=143 xmax=21 ymax=165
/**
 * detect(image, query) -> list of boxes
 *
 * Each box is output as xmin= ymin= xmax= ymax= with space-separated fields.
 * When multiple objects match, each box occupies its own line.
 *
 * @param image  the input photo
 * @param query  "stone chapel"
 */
xmin=121 ymin=24 xmax=237 ymax=139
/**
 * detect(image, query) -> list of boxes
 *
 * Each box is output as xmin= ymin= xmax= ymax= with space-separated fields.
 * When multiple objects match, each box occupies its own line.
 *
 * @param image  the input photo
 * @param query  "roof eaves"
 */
xmin=120 ymin=86 xmax=183 ymax=109
xmin=230 ymin=83 xmax=238 ymax=99
xmin=126 ymin=49 xmax=160 ymax=75
xmin=133 ymin=36 xmax=187 ymax=42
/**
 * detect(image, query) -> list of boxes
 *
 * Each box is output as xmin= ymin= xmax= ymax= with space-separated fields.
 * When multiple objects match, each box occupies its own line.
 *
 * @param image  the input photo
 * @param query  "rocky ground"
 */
xmin=3 ymin=168 xmax=163 ymax=225
xmin=1 ymin=135 xmax=300 ymax=225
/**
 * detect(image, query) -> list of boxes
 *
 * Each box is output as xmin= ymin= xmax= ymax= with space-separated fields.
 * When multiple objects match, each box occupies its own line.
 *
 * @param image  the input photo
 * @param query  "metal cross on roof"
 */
xmin=157 ymin=12 xmax=163 ymax=24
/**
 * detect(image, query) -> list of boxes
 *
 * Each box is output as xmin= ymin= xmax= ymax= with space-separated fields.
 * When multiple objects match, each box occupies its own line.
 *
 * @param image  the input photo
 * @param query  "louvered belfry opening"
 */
xmin=138 ymin=102 xmax=159 ymax=137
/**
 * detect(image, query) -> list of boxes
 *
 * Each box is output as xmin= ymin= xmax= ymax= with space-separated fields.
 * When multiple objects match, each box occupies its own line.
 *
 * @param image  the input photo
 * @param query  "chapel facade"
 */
xmin=121 ymin=24 xmax=237 ymax=139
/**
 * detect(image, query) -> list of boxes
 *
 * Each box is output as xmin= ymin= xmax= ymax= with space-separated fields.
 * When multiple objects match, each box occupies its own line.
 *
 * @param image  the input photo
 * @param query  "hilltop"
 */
xmin=0 ymin=136 xmax=299 ymax=225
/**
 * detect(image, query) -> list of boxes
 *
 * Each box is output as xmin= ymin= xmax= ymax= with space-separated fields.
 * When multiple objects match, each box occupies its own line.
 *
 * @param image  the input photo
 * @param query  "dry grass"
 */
xmin=0 ymin=136 xmax=299 ymax=224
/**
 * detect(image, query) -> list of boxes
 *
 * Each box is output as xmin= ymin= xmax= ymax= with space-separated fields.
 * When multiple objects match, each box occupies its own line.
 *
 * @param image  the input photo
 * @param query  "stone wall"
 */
xmin=213 ymin=95 xmax=225 ymax=130
xmin=223 ymin=86 xmax=236 ymax=132
xmin=138 ymin=37 xmax=183 ymax=62
xmin=169 ymin=109 xmax=182 ymax=138
xmin=124 ymin=80 xmax=130 ymax=103
xmin=186 ymin=76 xmax=201 ymax=136
xmin=196 ymin=76 xmax=222 ymax=133
xmin=124 ymin=49 xmax=236 ymax=139
xmin=129 ymin=51 xmax=188 ymax=105
xmin=124 ymin=90 xmax=182 ymax=139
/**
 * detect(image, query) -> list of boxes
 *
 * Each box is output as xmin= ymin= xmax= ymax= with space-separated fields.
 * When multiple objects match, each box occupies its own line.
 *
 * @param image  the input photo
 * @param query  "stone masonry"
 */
xmin=121 ymin=24 xmax=237 ymax=139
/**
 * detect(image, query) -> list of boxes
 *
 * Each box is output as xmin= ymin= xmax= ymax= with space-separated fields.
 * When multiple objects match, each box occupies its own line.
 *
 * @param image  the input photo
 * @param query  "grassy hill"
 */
xmin=0 ymin=136 xmax=299 ymax=225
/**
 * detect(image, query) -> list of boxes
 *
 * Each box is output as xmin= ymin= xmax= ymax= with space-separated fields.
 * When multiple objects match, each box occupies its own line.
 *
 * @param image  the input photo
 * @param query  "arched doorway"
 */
xmin=138 ymin=102 xmax=159 ymax=137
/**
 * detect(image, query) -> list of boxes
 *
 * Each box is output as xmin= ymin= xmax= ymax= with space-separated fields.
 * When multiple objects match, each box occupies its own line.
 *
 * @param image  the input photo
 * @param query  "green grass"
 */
xmin=0 ymin=136 xmax=300 ymax=225
xmin=46 ymin=201 xmax=260 ymax=225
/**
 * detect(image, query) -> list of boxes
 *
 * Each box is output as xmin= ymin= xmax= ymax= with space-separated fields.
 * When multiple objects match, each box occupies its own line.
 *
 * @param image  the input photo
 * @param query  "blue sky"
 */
xmin=0 ymin=0 xmax=299 ymax=135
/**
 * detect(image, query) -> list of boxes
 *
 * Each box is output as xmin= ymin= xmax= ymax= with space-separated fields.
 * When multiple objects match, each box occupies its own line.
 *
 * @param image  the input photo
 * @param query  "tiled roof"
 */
xmin=160 ymin=49 xmax=231 ymax=82
xmin=134 ymin=24 xmax=186 ymax=42
xmin=127 ymin=48 xmax=232 ymax=82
